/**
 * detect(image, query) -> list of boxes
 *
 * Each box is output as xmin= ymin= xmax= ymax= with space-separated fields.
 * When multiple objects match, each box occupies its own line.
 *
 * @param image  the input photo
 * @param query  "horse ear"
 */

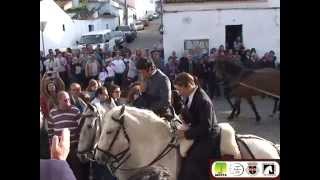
xmin=119 ymin=105 xmax=125 ymax=116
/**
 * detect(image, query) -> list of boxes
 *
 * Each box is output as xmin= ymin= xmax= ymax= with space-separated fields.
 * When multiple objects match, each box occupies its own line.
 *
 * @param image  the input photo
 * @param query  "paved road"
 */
xmin=123 ymin=19 xmax=162 ymax=50
xmin=215 ymin=96 xmax=280 ymax=144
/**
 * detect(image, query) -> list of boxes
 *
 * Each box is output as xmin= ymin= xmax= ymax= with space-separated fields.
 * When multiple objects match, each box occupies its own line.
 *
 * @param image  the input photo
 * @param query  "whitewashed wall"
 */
xmin=135 ymin=0 xmax=155 ymax=19
xmin=128 ymin=7 xmax=136 ymax=25
xmin=40 ymin=0 xmax=78 ymax=52
xmin=162 ymin=8 xmax=280 ymax=63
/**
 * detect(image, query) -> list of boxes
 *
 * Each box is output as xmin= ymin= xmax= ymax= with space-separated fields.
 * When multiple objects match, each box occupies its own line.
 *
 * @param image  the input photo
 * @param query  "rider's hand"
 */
xmin=140 ymin=82 xmax=146 ymax=92
xmin=176 ymin=129 xmax=185 ymax=139
xmin=51 ymin=128 xmax=70 ymax=160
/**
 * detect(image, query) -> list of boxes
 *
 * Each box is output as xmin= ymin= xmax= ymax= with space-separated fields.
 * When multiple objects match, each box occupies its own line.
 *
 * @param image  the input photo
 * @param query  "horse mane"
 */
xmin=106 ymin=106 xmax=169 ymax=128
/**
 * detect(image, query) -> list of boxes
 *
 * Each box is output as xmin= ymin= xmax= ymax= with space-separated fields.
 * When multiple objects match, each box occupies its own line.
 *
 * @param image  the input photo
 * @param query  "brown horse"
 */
xmin=214 ymin=60 xmax=280 ymax=122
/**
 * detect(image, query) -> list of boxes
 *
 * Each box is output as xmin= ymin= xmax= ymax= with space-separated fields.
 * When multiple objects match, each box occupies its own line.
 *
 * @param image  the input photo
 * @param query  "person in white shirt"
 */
xmin=111 ymin=51 xmax=126 ymax=87
xmin=124 ymin=52 xmax=138 ymax=84
xmin=91 ymin=87 xmax=116 ymax=112
xmin=98 ymin=63 xmax=115 ymax=87
xmin=54 ymin=53 xmax=69 ymax=86
xmin=43 ymin=55 xmax=58 ymax=73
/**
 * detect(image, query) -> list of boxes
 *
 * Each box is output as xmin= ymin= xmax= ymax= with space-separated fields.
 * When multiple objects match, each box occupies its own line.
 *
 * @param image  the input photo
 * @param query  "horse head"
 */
xmin=95 ymin=106 xmax=172 ymax=174
xmin=214 ymin=60 xmax=244 ymax=82
xmin=95 ymin=105 xmax=132 ymax=169
xmin=77 ymin=103 xmax=104 ymax=162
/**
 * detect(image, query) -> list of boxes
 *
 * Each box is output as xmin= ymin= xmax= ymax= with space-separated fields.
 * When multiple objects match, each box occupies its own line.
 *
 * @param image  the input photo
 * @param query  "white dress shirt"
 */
xmin=187 ymin=86 xmax=198 ymax=109
xmin=111 ymin=59 xmax=126 ymax=74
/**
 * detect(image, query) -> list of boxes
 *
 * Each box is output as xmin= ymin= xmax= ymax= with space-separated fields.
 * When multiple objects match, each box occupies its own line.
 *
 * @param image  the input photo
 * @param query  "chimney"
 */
xmin=72 ymin=0 xmax=80 ymax=8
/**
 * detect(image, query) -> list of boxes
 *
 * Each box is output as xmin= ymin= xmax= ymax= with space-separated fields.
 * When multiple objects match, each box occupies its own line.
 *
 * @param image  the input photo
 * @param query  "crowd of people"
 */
xmin=40 ymin=42 xmax=279 ymax=180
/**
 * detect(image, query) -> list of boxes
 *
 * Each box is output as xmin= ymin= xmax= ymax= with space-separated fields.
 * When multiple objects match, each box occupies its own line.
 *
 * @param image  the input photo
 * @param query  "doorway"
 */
xmin=225 ymin=25 xmax=242 ymax=50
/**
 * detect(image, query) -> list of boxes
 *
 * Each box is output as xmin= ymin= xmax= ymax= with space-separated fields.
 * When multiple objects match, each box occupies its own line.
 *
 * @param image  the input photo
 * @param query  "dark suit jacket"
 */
xmin=40 ymin=160 xmax=76 ymax=180
xmin=183 ymin=87 xmax=220 ymax=141
xmin=178 ymin=57 xmax=195 ymax=74
xmin=144 ymin=69 xmax=171 ymax=113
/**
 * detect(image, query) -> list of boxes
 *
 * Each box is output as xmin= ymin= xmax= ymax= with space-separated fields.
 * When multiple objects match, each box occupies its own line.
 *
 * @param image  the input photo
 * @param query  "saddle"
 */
xmin=178 ymin=123 xmax=242 ymax=159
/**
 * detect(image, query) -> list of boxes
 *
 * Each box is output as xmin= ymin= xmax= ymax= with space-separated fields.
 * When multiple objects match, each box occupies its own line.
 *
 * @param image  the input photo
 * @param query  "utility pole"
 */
xmin=124 ymin=0 xmax=128 ymax=25
xmin=160 ymin=0 xmax=163 ymax=26
xmin=40 ymin=21 xmax=47 ymax=56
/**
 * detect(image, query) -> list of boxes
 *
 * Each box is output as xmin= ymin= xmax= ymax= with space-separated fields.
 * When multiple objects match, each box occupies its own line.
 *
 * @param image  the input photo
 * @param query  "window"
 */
xmin=88 ymin=25 xmax=94 ymax=32
xmin=106 ymin=24 xmax=109 ymax=29
xmin=62 ymin=24 xmax=65 ymax=31
xmin=184 ymin=39 xmax=209 ymax=55
xmin=225 ymin=25 xmax=243 ymax=50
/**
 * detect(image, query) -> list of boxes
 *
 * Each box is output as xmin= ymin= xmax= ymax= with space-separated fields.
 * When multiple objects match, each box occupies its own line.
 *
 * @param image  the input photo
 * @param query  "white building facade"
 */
xmin=162 ymin=0 xmax=280 ymax=63
xmin=41 ymin=0 xmax=121 ymax=52
xmin=135 ymin=0 xmax=156 ymax=19
xmin=40 ymin=0 xmax=78 ymax=52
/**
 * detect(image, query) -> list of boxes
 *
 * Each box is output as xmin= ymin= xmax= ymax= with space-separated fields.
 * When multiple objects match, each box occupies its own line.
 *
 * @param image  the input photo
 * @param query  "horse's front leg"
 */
xmin=235 ymin=97 xmax=241 ymax=117
xmin=270 ymin=98 xmax=279 ymax=118
xmin=225 ymin=94 xmax=235 ymax=110
xmin=227 ymin=97 xmax=239 ymax=120
xmin=246 ymin=97 xmax=261 ymax=122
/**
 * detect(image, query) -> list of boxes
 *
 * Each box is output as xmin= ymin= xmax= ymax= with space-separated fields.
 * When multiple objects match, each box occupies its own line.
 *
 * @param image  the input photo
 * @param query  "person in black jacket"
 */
xmin=174 ymin=72 xmax=221 ymax=180
xmin=136 ymin=58 xmax=173 ymax=119
xmin=178 ymin=53 xmax=194 ymax=74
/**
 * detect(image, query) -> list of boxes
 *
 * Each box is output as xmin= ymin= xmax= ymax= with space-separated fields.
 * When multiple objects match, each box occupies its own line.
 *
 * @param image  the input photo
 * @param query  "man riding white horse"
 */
xmin=134 ymin=58 xmax=174 ymax=120
xmin=174 ymin=72 xmax=221 ymax=180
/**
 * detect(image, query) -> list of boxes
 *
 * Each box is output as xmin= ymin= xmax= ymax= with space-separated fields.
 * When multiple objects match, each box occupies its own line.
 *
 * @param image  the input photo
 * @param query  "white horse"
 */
xmin=94 ymin=105 xmax=280 ymax=180
xmin=77 ymin=103 xmax=106 ymax=162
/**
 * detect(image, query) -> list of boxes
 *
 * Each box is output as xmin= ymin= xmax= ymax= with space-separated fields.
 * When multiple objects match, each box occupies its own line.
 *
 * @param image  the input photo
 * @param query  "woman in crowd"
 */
xmin=40 ymin=71 xmax=65 ymax=121
xmin=91 ymin=86 xmax=116 ymax=112
xmin=249 ymin=48 xmax=260 ymax=68
xmin=127 ymin=82 xmax=143 ymax=106
xmin=241 ymin=49 xmax=253 ymax=68
xmin=85 ymin=79 xmax=99 ymax=101
xmin=108 ymin=83 xmax=122 ymax=106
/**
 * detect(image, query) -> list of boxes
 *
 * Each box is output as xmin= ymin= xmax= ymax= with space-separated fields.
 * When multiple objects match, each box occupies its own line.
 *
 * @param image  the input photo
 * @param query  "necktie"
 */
xmin=185 ymin=97 xmax=189 ymax=107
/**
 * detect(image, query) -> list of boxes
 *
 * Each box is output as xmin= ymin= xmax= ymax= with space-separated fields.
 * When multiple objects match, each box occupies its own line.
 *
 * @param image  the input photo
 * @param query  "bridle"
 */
xmin=95 ymin=105 xmax=178 ymax=174
xmin=78 ymin=107 xmax=102 ymax=162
